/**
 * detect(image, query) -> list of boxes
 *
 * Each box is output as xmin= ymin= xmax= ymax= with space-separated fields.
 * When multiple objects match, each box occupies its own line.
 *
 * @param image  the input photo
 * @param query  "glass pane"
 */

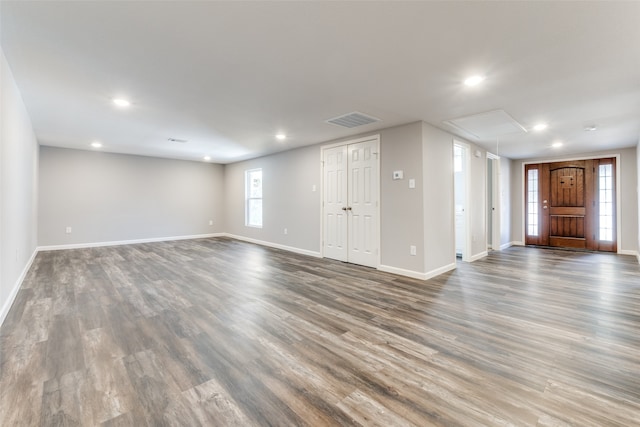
xmin=247 ymin=199 xmax=262 ymax=227
xmin=527 ymin=169 xmax=539 ymax=236
xmin=454 ymin=146 xmax=462 ymax=172
xmin=245 ymin=169 xmax=263 ymax=227
xmin=598 ymin=164 xmax=613 ymax=241
xmin=248 ymin=170 xmax=262 ymax=198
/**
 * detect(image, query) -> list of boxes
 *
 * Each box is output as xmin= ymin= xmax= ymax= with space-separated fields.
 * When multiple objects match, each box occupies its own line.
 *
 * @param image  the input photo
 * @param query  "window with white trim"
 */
xmin=245 ymin=168 xmax=262 ymax=228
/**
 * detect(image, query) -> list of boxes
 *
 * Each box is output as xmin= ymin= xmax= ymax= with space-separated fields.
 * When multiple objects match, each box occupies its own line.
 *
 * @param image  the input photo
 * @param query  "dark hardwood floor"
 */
xmin=1 ymin=237 xmax=639 ymax=426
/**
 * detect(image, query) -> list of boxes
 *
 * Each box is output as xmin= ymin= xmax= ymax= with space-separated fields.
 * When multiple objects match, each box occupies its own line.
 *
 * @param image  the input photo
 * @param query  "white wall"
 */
xmin=38 ymin=147 xmax=225 ymax=247
xmin=0 ymin=50 xmax=39 ymax=325
xmin=422 ymin=123 xmax=456 ymax=274
xmin=224 ymin=144 xmax=321 ymax=255
xmin=511 ymin=147 xmax=639 ymax=254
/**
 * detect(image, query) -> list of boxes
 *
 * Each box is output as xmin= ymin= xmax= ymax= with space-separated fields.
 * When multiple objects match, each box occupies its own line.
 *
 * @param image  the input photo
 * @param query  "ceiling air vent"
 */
xmin=168 ymin=138 xmax=188 ymax=143
xmin=326 ymin=111 xmax=381 ymax=128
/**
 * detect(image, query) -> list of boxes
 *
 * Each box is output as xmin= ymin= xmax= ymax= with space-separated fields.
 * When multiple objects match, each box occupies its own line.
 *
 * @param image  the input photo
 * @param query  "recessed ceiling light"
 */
xmin=551 ymin=141 xmax=563 ymax=148
xmin=464 ymin=75 xmax=485 ymax=86
xmin=168 ymin=138 xmax=188 ymax=143
xmin=584 ymin=125 xmax=597 ymax=132
xmin=113 ymin=98 xmax=130 ymax=107
xmin=91 ymin=141 xmax=102 ymax=148
xmin=533 ymin=123 xmax=548 ymax=131
xmin=276 ymin=134 xmax=287 ymax=140
xmin=203 ymin=156 xmax=211 ymax=161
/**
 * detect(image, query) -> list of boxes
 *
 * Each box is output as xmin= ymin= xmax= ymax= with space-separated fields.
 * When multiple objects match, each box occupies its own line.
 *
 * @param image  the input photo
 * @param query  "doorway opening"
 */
xmin=454 ymin=142 xmax=470 ymax=261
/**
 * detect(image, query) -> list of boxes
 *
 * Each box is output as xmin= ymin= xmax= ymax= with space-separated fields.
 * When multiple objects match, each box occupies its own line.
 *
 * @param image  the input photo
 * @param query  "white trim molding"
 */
xmin=469 ymin=251 xmax=488 ymax=262
xmin=0 ymin=249 xmax=38 ymax=328
xmin=500 ymin=241 xmax=515 ymax=250
xmin=379 ymin=262 xmax=456 ymax=281
xmin=224 ymin=233 xmax=321 ymax=258
xmin=37 ymin=233 xmax=225 ymax=251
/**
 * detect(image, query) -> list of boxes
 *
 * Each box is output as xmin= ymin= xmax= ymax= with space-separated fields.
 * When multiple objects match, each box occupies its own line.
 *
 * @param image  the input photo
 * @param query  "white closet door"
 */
xmin=347 ymin=140 xmax=378 ymax=267
xmin=323 ymin=145 xmax=348 ymax=262
xmin=322 ymin=137 xmax=379 ymax=268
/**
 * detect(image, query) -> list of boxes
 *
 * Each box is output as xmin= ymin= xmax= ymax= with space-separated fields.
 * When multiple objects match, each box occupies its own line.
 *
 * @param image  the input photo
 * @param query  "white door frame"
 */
xmin=454 ymin=140 xmax=471 ymax=262
xmin=320 ymin=134 xmax=381 ymax=267
xmin=487 ymin=152 xmax=501 ymax=250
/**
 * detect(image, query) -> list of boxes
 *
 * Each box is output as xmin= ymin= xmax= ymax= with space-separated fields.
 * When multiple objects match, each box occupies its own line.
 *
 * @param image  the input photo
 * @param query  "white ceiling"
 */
xmin=1 ymin=1 xmax=639 ymax=163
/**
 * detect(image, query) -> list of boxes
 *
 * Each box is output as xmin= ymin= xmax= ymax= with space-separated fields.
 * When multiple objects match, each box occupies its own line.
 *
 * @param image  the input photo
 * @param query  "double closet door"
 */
xmin=322 ymin=137 xmax=379 ymax=268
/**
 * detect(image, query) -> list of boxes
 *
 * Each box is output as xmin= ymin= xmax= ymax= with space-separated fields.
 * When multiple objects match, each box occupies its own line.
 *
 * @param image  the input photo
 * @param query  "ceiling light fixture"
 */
xmin=168 ymin=138 xmax=188 ymax=143
xmin=275 ymin=134 xmax=287 ymax=140
xmin=551 ymin=141 xmax=563 ymax=148
xmin=113 ymin=98 xmax=131 ymax=107
xmin=584 ymin=125 xmax=597 ymax=132
xmin=91 ymin=141 xmax=102 ymax=148
xmin=533 ymin=123 xmax=548 ymax=131
xmin=464 ymin=75 xmax=485 ymax=86
xmin=203 ymin=156 xmax=211 ymax=161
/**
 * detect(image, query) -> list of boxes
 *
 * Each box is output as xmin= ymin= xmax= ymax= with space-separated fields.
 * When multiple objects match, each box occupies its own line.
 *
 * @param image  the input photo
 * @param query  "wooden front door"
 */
xmin=525 ymin=158 xmax=616 ymax=252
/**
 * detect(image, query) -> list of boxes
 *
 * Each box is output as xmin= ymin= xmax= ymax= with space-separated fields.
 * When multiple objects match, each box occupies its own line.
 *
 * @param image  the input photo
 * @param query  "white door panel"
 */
xmin=323 ymin=145 xmax=348 ymax=261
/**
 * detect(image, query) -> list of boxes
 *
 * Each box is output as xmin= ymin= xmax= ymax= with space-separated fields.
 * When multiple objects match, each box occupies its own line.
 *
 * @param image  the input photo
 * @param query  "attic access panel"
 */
xmin=444 ymin=110 xmax=527 ymax=139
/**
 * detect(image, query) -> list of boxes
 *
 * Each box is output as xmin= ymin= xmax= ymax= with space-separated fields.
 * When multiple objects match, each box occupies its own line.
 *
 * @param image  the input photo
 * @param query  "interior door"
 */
xmin=525 ymin=158 xmax=616 ymax=252
xmin=323 ymin=145 xmax=348 ymax=261
xmin=347 ymin=140 xmax=378 ymax=267
xmin=322 ymin=138 xmax=379 ymax=268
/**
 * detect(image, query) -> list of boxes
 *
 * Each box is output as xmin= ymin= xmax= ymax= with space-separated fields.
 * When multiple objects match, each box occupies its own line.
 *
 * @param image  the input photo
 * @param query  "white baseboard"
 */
xmin=223 ymin=233 xmax=321 ymax=258
xmin=423 ymin=262 xmax=457 ymax=280
xmin=0 ymin=248 xmax=38 ymax=328
xmin=378 ymin=262 xmax=456 ymax=281
xmin=37 ymin=233 xmax=225 ymax=252
xmin=469 ymin=251 xmax=488 ymax=262
xmin=500 ymin=241 xmax=515 ymax=250
xmin=378 ymin=265 xmax=429 ymax=280
xmin=618 ymin=249 xmax=639 ymax=257
xmin=511 ymin=241 xmax=524 ymax=246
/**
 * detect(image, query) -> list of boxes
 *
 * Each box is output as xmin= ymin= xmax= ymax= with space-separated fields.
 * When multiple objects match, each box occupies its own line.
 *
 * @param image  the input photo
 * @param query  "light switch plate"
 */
xmin=409 ymin=178 xmax=415 ymax=189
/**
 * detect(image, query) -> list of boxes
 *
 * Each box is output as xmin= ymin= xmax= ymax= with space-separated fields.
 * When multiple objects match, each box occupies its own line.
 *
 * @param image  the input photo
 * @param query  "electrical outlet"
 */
xmin=410 ymin=245 xmax=416 ymax=256
xmin=284 ymin=228 xmax=288 ymax=235
xmin=65 ymin=226 xmax=72 ymax=234
xmin=209 ymin=220 xmax=213 ymax=226
xmin=312 ymin=185 xmax=317 ymax=192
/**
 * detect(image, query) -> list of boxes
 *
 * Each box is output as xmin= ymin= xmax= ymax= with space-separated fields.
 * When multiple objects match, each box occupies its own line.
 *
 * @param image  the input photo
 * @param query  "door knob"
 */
xmin=341 ymin=207 xmax=347 ymax=211
xmin=346 ymin=207 xmax=352 ymax=211
xmin=543 ymin=206 xmax=548 ymax=209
